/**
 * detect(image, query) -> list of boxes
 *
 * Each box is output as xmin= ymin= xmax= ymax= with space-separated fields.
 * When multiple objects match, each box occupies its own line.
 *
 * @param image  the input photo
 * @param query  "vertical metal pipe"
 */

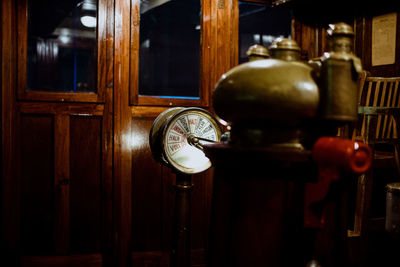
xmin=171 ymin=173 xmax=193 ymax=267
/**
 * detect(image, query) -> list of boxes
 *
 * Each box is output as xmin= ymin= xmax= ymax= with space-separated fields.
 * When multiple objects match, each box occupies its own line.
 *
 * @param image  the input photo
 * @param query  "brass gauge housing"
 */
xmin=150 ymin=107 xmax=222 ymax=174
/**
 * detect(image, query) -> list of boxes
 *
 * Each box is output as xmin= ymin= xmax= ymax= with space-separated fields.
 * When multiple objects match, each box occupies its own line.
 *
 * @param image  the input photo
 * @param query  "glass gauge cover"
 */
xmin=150 ymin=107 xmax=221 ymax=174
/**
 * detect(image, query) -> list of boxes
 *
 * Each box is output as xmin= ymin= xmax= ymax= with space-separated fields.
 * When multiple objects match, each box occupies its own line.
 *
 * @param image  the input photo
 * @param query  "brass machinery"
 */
xmin=149 ymin=22 xmax=372 ymax=267
xmin=204 ymin=22 xmax=371 ymax=267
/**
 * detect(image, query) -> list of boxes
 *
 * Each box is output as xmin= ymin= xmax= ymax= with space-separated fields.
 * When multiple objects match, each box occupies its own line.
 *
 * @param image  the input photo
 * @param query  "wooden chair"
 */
xmin=348 ymin=71 xmax=400 ymax=265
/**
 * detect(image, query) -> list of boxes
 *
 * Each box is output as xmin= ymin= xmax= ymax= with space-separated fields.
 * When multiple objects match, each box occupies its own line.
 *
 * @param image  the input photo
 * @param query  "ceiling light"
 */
xmin=59 ymin=35 xmax=70 ymax=44
xmin=80 ymin=15 xmax=96 ymax=28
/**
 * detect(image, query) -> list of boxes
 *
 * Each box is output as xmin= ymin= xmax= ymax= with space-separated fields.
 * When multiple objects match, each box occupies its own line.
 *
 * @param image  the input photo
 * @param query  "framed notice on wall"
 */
xmin=372 ymin=13 xmax=397 ymax=66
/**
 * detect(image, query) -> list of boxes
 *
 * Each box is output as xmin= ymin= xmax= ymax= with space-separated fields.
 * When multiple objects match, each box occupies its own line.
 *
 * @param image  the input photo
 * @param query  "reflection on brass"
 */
xmin=269 ymin=37 xmax=301 ymax=61
xmin=313 ymin=22 xmax=362 ymax=124
xmin=246 ymin=44 xmax=270 ymax=61
xmin=327 ymin=22 xmax=354 ymax=37
xmin=272 ymin=0 xmax=292 ymax=6
xmin=211 ymin=22 xmax=363 ymax=148
xmin=212 ymin=59 xmax=319 ymax=147
xmin=306 ymin=259 xmax=322 ymax=267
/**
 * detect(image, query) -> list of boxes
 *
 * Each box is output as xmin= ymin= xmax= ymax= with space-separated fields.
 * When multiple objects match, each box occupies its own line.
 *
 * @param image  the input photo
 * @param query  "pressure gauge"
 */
xmin=150 ymin=107 xmax=222 ymax=174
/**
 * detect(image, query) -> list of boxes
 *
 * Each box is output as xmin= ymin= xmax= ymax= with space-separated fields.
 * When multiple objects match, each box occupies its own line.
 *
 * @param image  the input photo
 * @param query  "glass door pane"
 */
xmin=239 ymin=2 xmax=292 ymax=64
xmin=139 ymin=0 xmax=201 ymax=98
xmin=27 ymin=0 xmax=97 ymax=92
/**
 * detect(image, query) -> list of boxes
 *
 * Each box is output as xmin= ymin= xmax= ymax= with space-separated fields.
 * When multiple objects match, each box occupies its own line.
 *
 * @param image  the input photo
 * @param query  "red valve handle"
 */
xmin=312 ymin=137 xmax=372 ymax=175
xmin=304 ymin=137 xmax=372 ymax=228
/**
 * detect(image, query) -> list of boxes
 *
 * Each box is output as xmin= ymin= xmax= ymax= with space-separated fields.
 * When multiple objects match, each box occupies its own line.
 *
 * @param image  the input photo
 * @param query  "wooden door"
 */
xmin=127 ymin=0 xmax=235 ymax=265
xmin=2 ymin=0 xmax=235 ymax=266
xmin=2 ymin=0 xmax=278 ymax=266
xmin=2 ymin=0 xmax=114 ymax=266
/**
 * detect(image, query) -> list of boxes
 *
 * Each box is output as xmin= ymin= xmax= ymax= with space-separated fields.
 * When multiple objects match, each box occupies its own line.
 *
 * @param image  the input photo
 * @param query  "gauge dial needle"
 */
xmin=193 ymin=136 xmax=218 ymax=143
xmin=187 ymin=135 xmax=218 ymax=151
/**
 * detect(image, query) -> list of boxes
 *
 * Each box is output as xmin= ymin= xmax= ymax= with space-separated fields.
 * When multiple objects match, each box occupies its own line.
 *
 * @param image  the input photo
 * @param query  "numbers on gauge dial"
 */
xmin=165 ymin=113 xmax=218 ymax=169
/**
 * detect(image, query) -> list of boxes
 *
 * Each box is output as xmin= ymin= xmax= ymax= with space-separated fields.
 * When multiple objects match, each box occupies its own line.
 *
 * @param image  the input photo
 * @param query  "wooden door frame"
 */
xmin=2 ymin=0 xmax=19 ymax=265
xmin=15 ymin=0 xmax=109 ymax=103
xmin=1 ymin=0 xmax=115 ymax=266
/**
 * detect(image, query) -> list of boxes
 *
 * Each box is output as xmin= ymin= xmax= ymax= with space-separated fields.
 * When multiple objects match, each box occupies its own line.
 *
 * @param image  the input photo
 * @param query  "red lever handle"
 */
xmin=312 ymin=137 xmax=372 ymax=174
xmin=304 ymin=137 xmax=372 ymax=228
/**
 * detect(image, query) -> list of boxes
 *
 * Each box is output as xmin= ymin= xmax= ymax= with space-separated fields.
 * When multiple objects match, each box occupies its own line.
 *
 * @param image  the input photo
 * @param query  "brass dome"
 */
xmin=269 ymin=38 xmax=301 ymax=61
xmin=246 ymin=44 xmax=270 ymax=58
xmin=213 ymin=59 xmax=319 ymax=126
xmin=269 ymin=37 xmax=301 ymax=51
xmin=327 ymin=22 xmax=354 ymax=36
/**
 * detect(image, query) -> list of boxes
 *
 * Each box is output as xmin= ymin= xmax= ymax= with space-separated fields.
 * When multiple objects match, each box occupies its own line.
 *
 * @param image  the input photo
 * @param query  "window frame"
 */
xmin=17 ymin=0 xmax=108 ymax=103
xmin=129 ymin=0 xmax=211 ymax=107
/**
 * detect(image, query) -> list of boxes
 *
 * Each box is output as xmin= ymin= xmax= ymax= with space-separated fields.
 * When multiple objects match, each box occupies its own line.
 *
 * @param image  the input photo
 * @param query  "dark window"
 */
xmin=27 ymin=0 xmax=97 ymax=92
xmin=239 ymin=2 xmax=292 ymax=64
xmin=139 ymin=0 xmax=201 ymax=98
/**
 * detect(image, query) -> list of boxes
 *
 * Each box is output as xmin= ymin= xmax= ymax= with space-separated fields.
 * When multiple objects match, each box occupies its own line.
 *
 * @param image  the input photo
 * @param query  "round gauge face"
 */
xmin=162 ymin=108 xmax=221 ymax=174
xmin=149 ymin=107 xmax=184 ymax=165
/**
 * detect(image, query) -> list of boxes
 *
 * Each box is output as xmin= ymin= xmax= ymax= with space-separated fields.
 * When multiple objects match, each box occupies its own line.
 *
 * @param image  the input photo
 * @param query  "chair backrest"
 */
xmin=355 ymin=71 xmax=400 ymax=143
xmin=349 ymin=71 xmax=400 ymax=239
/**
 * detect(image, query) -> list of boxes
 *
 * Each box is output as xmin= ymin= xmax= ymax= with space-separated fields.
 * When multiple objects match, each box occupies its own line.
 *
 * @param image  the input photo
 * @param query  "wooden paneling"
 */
xmin=355 ymin=16 xmax=368 ymax=67
xmin=215 ymin=0 xmax=234 ymax=82
xmin=2 ymin=0 xmax=18 ymax=264
xmin=54 ymin=114 xmax=70 ymax=255
xmin=21 ymin=254 xmax=102 ymax=267
xmin=231 ymin=0 xmax=239 ymax=67
xmin=18 ymin=102 xmax=104 ymax=115
xmin=190 ymin=170 xmax=214 ymax=250
xmin=292 ymin=19 xmax=319 ymax=60
xmin=101 ymin=93 xmax=114 ymax=265
xmin=131 ymin=249 xmax=207 ymax=267
xmin=160 ymin=166 xmax=177 ymax=252
xmin=114 ymin=0 xmax=132 ymax=266
xmin=131 ymin=251 xmax=169 ymax=267
xmin=131 ymin=117 xmax=164 ymax=250
xmin=202 ymin=0 xmax=213 ymax=107
xmin=3 ymin=0 xmax=114 ymax=265
xmin=130 ymin=0 xmax=140 ymax=105
xmin=18 ymin=112 xmax=110 ymax=259
xmin=70 ymin=116 xmax=102 ymax=254
xmin=20 ymin=114 xmax=55 ymax=255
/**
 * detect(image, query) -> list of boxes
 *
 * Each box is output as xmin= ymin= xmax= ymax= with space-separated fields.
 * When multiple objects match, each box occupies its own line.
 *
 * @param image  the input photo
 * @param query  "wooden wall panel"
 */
xmin=3 ymin=0 xmax=114 ymax=264
xmin=190 ymin=170 xmax=213 ymax=250
xmin=70 ymin=116 xmax=102 ymax=254
xmin=292 ymin=20 xmax=318 ymax=60
xmin=54 ymin=114 xmax=70 ymax=255
xmin=2 ymin=0 xmax=18 ymax=263
xmin=114 ymin=0 xmax=132 ymax=266
xmin=215 ymin=0 xmax=234 ymax=82
xmin=131 ymin=116 xmax=164 ymax=250
xmin=160 ymin=166 xmax=177 ymax=252
xmin=20 ymin=114 xmax=55 ymax=255
xmin=21 ymin=254 xmax=102 ymax=267
xmin=131 ymin=251 xmax=169 ymax=267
